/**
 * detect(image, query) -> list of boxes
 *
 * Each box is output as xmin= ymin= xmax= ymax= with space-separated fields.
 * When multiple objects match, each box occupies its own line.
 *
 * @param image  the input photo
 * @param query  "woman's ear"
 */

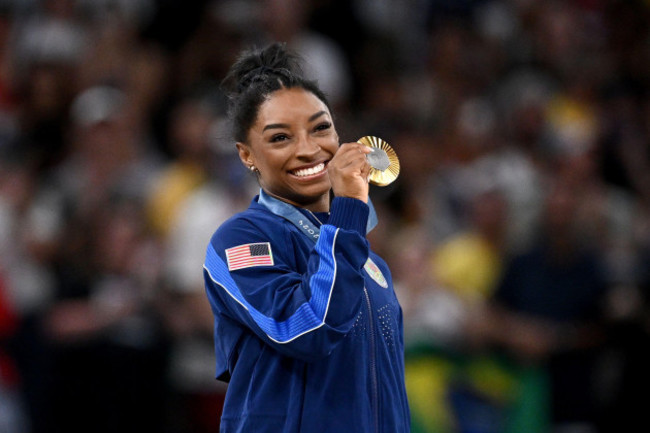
xmin=236 ymin=142 xmax=254 ymax=170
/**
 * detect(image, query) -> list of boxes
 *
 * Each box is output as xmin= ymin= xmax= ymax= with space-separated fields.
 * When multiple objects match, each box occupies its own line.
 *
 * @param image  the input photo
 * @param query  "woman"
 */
xmin=203 ymin=42 xmax=410 ymax=432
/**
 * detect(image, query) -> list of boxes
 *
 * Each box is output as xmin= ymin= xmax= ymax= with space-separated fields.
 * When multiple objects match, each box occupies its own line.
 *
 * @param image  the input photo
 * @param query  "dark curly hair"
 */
xmin=221 ymin=42 xmax=331 ymax=143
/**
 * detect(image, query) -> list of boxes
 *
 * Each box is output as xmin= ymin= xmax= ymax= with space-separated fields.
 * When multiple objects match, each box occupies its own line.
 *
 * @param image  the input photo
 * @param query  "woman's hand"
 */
xmin=327 ymin=142 xmax=371 ymax=203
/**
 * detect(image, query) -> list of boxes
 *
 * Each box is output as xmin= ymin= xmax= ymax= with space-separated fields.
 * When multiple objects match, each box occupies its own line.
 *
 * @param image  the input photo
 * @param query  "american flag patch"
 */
xmin=225 ymin=242 xmax=274 ymax=271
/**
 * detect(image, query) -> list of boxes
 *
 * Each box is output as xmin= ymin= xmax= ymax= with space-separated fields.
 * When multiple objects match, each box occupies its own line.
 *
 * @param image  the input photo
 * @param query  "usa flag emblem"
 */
xmin=226 ymin=242 xmax=274 ymax=271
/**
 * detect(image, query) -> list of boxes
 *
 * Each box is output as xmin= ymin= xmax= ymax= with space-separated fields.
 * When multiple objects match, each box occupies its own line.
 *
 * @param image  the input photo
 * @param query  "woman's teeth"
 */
xmin=292 ymin=163 xmax=325 ymax=177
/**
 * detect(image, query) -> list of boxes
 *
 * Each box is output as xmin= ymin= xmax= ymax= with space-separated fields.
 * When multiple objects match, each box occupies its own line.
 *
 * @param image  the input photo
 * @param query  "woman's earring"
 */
xmin=249 ymin=165 xmax=257 ymax=172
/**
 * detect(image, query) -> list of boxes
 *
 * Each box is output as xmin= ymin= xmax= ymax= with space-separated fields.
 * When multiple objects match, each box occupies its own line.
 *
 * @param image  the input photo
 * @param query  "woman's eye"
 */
xmin=270 ymin=134 xmax=289 ymax=142
xmin=315 ymin=122 xmax=332 ymax=132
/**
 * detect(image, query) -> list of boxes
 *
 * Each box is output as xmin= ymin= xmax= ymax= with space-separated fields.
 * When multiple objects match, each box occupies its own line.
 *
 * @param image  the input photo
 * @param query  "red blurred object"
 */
xmin=0 ymin=270 xmax=19 ymax=386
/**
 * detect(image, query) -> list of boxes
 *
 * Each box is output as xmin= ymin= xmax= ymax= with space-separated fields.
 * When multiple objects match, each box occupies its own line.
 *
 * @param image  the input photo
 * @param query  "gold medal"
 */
xmin=357 ymin=136 xmax=400 ymax=186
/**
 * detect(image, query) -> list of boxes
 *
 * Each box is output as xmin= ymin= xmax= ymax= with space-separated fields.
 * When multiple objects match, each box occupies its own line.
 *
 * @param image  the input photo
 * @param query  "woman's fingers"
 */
xmin=328 ymin=142 xmax=371 ymax=202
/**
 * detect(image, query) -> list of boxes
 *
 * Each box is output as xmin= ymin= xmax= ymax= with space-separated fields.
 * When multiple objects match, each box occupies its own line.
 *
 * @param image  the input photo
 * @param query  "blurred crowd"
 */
xmin=0 ymin=0 xmax=648 ymax=432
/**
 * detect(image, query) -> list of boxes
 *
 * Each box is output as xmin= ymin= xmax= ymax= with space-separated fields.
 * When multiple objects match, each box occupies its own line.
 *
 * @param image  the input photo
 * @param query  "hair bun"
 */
xmin=237 ymin=65 xmax=289 ymax=93
xmin=222 ymin=42 xmax=304 ymax=97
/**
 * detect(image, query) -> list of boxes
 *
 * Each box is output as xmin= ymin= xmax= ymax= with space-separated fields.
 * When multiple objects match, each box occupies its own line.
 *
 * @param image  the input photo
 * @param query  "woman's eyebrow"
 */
xmin=263 ymin=123 xmax=289 ymax=132
xmin=262 ymin=111 xmax=328 ymax=132
xmin=308 ymin=111 xmax=327 ymax=122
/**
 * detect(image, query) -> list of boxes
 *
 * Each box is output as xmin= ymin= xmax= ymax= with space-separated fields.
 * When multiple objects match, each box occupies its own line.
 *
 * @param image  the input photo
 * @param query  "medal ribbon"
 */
xmin=257 ymin=189 xmax=378 ymax=244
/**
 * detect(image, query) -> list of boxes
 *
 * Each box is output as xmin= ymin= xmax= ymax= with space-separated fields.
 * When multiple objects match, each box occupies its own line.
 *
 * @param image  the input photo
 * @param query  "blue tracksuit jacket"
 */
xmin=203 ymin=194 xmax=410 ymax=432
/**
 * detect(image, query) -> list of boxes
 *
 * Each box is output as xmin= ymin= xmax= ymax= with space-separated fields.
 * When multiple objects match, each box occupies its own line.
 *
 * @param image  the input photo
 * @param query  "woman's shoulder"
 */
xmin=210 ymin=201 xmax=289 ymax=249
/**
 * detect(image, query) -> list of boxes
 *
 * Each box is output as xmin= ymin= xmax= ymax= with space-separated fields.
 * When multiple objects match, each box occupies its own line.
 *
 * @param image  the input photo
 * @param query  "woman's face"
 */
xmin=238 ymin=87 xmax=339 ymax=211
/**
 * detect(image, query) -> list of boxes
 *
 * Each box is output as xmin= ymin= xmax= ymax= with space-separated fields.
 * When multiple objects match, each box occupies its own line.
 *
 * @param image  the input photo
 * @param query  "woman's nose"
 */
xmin=295 ymin=135 xmax=320 ymax=157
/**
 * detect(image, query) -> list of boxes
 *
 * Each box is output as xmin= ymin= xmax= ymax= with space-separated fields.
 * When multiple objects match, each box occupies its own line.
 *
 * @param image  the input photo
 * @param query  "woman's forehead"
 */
xmin=256 ymin=88 xmax=331 ymax=126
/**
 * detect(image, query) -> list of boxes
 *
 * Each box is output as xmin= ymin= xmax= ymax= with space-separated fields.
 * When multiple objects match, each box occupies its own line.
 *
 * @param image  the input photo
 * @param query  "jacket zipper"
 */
xmin=364 ymin=286 xmax=379 ymax=433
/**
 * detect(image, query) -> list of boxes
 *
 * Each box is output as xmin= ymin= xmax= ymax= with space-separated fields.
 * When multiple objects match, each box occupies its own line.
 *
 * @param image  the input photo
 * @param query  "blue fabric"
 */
xmin=203 ymin=195 xmax=410 ymax=433
xmin=204 ymin=225 xmax=338 ymax=343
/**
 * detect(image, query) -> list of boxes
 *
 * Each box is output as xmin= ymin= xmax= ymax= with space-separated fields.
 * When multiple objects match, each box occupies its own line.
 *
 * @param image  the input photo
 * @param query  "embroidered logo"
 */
xmin=364 ymin=257 xmax=388 ymax=288
xmin=226 ymin=242 xmax=274 ymax=271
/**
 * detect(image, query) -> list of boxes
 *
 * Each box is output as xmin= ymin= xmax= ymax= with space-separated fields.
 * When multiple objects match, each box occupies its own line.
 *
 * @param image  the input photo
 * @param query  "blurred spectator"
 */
xmin=157 ymin=177 xmax=238 ymax=433
xmin=0 ymin=0 xmax=646 ymax=432
xmin=148 ymin=94 xmax=248 ymax=433
xmin=42 ymin=197 xmax=168 ymax=433
xmin=0 ymin=151 xmax=54 ymax=320
xmin=0 ymin=149 xmax=56 ymax=433
xmin=0 ymin=4 xmax=18 ymax=150
xmin=486 ymin=178 xmax=610 ymax=432
xmin=52 ymin=84 xmax=162 ymax=215
xmin=387 ymin=225 xmax=454 ymax=342
xmin=74 ymin=4 xmax=168 ymax=132
xmin=175 ymin=0 xmax=254 ymax=97
xmin=146 ymin=94 xmax=216 ymax=236
xmin=0 ymin=268 xmax=26 ymax=433
xmin=10 ymin=0 xmax=87 ymax=170
xmin=259 ymin=0 xmax=352 ymax=109
xmin=431 ymin=188 xmax=508 ymax=317
xmin=422 ymin=94 xmax=544 ymax=252
xmin=28 ymin=82 xmax=167 ymax=432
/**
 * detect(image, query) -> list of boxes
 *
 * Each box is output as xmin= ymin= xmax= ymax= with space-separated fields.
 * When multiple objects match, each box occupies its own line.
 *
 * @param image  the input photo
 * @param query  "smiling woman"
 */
xmin=236 ymin=87 xmax=341 ymax=211
xmin=202 ymin=42 xmax=410 ymax=433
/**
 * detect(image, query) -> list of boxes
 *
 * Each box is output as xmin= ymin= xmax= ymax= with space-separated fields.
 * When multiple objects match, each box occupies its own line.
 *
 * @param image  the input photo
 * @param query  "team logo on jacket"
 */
xmin=226 ymin=242 xmax=274 ymax=271
xmin=364 ymin=257 xmax=388 ymax=288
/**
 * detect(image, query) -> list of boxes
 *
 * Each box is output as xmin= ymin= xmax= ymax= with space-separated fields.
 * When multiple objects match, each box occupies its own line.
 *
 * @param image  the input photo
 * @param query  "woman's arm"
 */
xmin=203 ymin=197 xmax=370 ymax=362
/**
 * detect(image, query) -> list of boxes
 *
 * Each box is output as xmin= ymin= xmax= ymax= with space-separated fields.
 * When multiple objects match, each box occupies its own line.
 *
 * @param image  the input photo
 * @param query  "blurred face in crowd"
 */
xmin=237 ymin=87 xmax=339 ymax=211
xmin=543 ymin=180 xmax=581 ymax=252
xmin=472 ymin=190 xmax=507 ymax=242
xmin=169 ymin=100 xmax=213 ymax=160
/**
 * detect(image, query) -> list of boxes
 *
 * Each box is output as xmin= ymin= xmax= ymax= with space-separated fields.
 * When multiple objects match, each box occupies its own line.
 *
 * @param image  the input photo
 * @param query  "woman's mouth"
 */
xmin=290 ymin=162 xmax=326 ymax=178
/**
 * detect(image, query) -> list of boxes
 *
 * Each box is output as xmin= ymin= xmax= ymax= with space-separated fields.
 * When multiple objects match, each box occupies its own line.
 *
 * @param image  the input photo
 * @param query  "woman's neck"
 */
xmin=262 ymin=189 xmax=330 ymax=213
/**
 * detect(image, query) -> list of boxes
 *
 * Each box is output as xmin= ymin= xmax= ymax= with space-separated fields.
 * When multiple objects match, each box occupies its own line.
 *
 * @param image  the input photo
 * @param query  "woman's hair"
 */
xmin=221 ymin=42 xmax=331 ymax=143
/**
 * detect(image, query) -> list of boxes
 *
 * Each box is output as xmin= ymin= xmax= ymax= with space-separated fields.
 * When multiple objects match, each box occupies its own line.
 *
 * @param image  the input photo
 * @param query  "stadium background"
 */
xmin=0 ymin=0 xmax=649 ymax=432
